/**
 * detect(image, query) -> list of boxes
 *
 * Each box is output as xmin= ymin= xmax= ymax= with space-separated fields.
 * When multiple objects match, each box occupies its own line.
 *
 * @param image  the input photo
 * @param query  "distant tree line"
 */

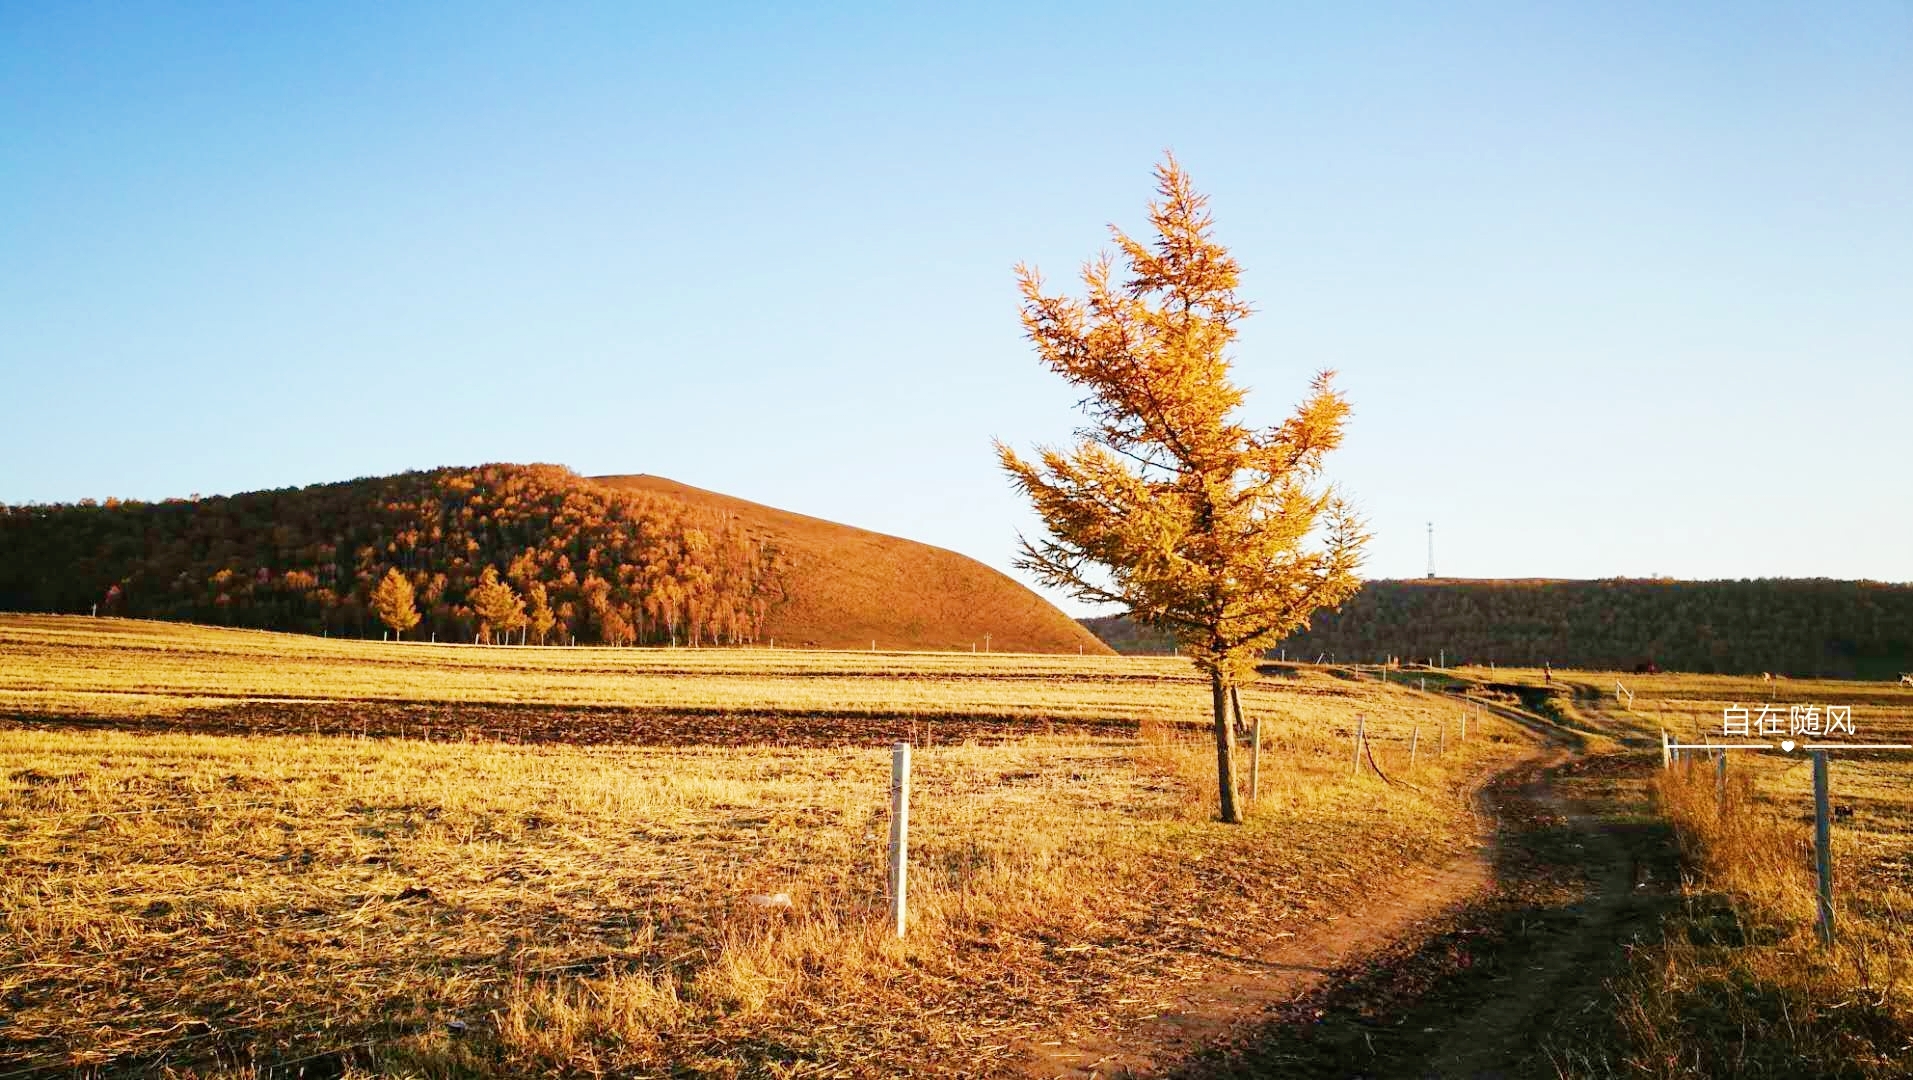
xmin=1082 ymin=578 xmax=1913 ymax=679
xmin=1077 ymin=614 xmax=1180 ymax=655
xmin=0 ymin=463 xmax=785 ymax=646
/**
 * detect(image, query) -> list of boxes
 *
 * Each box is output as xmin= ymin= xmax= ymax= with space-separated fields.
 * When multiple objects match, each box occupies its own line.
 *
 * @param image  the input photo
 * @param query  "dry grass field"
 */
xmin=0 ymin=616 xmax=1207 ymax=741
xmin=1471 ymin=665 xmax=1913 ymax=1076
xmin=0 ymin=616 xmax=1536 ymax=1078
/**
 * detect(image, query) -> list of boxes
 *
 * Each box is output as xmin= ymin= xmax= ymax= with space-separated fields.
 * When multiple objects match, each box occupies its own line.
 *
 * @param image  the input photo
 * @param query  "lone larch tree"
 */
xmin=999 ymin=155 xmax=1369 ymax=823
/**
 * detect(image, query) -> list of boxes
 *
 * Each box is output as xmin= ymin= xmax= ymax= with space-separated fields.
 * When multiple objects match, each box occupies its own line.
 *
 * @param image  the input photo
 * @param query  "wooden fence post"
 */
xmin=1250 ymin=711 xmax=1262 ymax=803
xmin=1352 ymin=714 xmax=1365 ymax=777
xmin=1460 ymin=710 xmax=1468 ymax=744
xmin=1228 ymin=684 xmax=1260 ymax=803
xmin=1813 ymin=750 xmax=1834 ymax=948
xmin=1438 ymin=718 xmax=1446 ymax=757
xmin=889 ymin=742 xmax=911 ymax=938
xmin=1661 ymin=729 xmax=1672 ymax=771
xmin=1715 ymin=751 xmax=1728 ymax=815
xmin=1410 ymin=723 xmax=1419 ymax=770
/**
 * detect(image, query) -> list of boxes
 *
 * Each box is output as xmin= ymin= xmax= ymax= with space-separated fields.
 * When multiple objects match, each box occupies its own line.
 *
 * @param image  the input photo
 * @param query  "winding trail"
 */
xmin=1021 ymin=694 xmax=1677 ymax=1079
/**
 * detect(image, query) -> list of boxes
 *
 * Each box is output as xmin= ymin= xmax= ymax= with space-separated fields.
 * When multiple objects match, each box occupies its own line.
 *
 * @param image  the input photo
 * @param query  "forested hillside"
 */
xmin=0 ymin=464 xmax=782 ymax=645
xmin=1 ymin=464 xmax=1109 ymax=654
xmin=1083 ymin=578 xmax=1913 ymax=679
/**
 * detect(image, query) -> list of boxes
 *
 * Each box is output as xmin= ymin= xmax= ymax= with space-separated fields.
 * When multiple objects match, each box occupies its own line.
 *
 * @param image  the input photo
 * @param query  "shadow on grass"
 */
xmin=1165 ymin=755 xmax=1680 ymax=1080
xmin=1601 ymin=959 xmax=1913 ymax=1079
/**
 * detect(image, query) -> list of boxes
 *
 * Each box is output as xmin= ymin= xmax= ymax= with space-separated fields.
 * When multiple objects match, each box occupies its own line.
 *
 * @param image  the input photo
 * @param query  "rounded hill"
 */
xmin=0 ymin=464 xmax=1108 ymax=655
xmin=593 ymin=474 xmax=1110 ymax=655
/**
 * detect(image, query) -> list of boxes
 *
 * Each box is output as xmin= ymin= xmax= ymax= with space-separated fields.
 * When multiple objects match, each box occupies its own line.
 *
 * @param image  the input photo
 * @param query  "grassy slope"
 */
xmin=595 ymin=474 xmax=1111 ymax=655
xmin=0 ymin=617 xmax=1535 ymax=1078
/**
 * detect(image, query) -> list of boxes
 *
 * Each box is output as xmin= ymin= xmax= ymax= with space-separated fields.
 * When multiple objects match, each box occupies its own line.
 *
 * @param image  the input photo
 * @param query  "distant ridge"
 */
xmin=1082 ymin=577 xmax=1913 ymax=678
xmin=594 ymin=474 xmax=1110 ymax=655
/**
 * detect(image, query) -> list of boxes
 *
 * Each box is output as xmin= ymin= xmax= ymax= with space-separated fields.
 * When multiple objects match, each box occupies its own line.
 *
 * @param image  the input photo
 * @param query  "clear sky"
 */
xmin=4 ymin=2 xmax=1909 ymax=613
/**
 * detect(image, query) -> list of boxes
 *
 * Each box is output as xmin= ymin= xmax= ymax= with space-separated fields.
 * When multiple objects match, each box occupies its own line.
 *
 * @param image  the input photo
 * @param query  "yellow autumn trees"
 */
xmin=0 ymin=464 xmax=783 ymax=646
xmin=370 ymin=567 xmax=421 ymax=640
xmin=999 ymin=156 xmax=1369 ymax=823
xmin=469 ymin=566 xmax=527 ymax=644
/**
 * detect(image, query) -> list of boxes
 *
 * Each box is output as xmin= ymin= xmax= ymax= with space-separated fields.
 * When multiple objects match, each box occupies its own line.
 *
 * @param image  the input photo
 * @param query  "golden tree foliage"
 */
xmin=469 ymin=566 xmax=527 ymax=644
xmin=525 ymin=581 xmax=557 ymax=645
xmin=999 ymin=156 xmax=1368 ymax=821
xmin=370 ymin=566 xmax=421 ymax=639
xmin=0 ymin=464 xmax=783 ymax=647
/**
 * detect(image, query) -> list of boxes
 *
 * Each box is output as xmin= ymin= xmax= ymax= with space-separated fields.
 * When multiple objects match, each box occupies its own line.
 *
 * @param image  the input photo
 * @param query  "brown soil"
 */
xmin=1020 ymin=854 xmax=1498 ymax=1079
xmin=0 ymin=699 xmax=1139 ymax=747
xmin=1017 ymin=705 xmax=1679 ymax=1079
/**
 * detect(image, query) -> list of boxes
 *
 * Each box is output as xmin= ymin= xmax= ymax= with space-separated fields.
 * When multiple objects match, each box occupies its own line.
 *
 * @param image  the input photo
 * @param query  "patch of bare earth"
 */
xmin=1017 ymin=717 xmax=1681 ymax=1080
xmin=1020 ymin=853 xmax=1496 ymax=1079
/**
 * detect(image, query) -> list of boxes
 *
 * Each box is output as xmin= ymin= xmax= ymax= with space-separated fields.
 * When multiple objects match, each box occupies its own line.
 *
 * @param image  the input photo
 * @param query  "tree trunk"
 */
xmin=1211 ymin=669 xmax=1240 ymax=824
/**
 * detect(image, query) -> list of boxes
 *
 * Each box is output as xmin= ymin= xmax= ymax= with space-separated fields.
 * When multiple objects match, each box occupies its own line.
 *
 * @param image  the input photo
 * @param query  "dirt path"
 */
xmin=1408 ymin=750 xmax=1668 ymax=1077
xmin=1020 ymin=852 xmax=1500 ymax=1079
xmin=1021 ymin=704 xmax=1678 ymax=1079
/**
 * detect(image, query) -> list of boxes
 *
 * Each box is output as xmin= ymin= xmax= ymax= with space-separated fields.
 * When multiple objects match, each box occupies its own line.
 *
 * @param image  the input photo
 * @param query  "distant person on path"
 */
xmin=1544 ymin=661 xmax=1553 ymax=684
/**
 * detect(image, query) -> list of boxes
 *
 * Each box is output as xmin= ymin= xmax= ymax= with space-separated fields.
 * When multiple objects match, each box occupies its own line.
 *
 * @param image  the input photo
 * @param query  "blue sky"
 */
xmin=3 ymin=2 xmax=1908 ymax=612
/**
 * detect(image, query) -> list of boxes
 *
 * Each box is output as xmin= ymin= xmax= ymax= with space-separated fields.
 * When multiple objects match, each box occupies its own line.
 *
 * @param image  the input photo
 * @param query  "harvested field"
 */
xmin=0 ymin=616 xmax=1538 ymax=1077
xmin=0 ymin=616 xmax=1346 ymax=738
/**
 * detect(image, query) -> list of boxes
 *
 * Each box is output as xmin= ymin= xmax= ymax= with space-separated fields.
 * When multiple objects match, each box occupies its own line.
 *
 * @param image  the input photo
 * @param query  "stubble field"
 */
xmin=0 ymin=616 xmax=1533 ymax=1078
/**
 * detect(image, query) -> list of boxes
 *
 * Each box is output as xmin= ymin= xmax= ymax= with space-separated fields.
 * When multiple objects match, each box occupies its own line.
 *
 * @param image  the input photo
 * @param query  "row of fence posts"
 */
xmin=1350 ymin=703 xmax=1477 ymax=778
xmin=1663 ymin=732 xmax=1835 ymax=948
xmin=887 ymin=693 xmax=1484 ymax=939
xmin=898 ymin=718 xmax=1838 ymax=947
